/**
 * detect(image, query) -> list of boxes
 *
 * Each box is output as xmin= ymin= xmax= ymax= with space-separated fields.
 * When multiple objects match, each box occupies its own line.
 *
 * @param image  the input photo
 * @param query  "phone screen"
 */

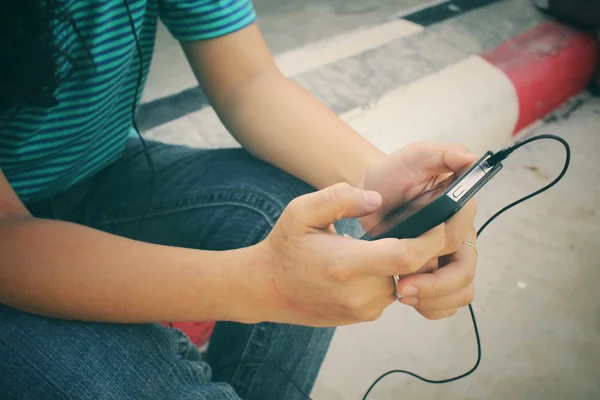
xmin=363 ymin=175 xmax=460 ymax=239
xmin=365 ymin=156 xmax=494 ymax=238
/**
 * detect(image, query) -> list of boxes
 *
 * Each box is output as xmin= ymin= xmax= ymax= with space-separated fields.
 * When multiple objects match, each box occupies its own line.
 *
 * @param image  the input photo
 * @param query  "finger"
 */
xmin=445 ymin=232 xmax=478 ymax=263
xmin=441 ymin=201 xmax=477 ymax=255
xmin=395 ymin=239 xmax=477 ymax=298
xmin=350 ymin=225 xmax=446 ymax=277
xmin=362 ymin=294 xmax=397 ymax=321
xmin=333 ymin=276 xmax=396 ymax=322
xmin=417 ymin=308 xmax=458 ymax=320
xmin=401 ymin=257 xmax=439 ymax=278
xmin=407 ymin=283 xmax=475 ymax=310
xmin=360 ymin=276 xmax=399 ymax=320
xmin=285 ymin=182 xmax=382 ymax=230
xmin=404 ymin=142 xmax=479 ymax=175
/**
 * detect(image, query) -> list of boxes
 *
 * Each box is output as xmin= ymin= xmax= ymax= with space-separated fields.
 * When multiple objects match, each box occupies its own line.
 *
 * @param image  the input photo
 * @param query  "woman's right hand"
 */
xmin=248 ymin=182 xmax=447 ymax=327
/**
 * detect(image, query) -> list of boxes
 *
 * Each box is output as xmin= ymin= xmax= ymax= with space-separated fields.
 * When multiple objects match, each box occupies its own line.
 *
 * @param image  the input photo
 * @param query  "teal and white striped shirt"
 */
xmin=0 ymin=0 xmax=256 ymax=202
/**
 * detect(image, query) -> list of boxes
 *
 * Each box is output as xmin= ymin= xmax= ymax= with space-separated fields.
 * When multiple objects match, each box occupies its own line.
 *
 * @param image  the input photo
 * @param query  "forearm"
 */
xmin=0 ymin=217 xmax=262 ymax=323
xmin=215 ymin=71 xmax=385 ymax=189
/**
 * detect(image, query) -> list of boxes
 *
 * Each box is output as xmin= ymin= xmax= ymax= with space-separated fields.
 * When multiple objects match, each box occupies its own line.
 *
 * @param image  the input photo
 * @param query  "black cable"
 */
xmin=362 ymin=306 xmax=481 ymax=396
xmin=478 ymin=134 xmax=571 ymax=234
xmin=361 ymin=134 xmax=571 ymax=399
xmin=122 ymin=0 xmax=145 ymax=139
xmin=122 ymin=0 xmax=156 ymax=204
xmin=122 ymin=0 xmax=157 ymax=237
xmin=211 ymin=134 xmax=571 ymax=400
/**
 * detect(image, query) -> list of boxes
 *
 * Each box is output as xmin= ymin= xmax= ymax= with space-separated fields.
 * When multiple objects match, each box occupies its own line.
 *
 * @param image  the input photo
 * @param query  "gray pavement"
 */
xmin=139 ymin=0 xmax=545 ymax=145
xmin=143 ymin=0 xmax=429 ymax=103
xmin=144 ymin=0 xmax=544 ymax=108
xmin=312 ymin=98 xmax=600 ymax=400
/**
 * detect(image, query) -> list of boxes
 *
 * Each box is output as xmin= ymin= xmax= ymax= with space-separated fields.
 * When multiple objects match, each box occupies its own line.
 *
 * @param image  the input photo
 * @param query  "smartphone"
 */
xmin=361 ymin=151 xmax=503 ymax=241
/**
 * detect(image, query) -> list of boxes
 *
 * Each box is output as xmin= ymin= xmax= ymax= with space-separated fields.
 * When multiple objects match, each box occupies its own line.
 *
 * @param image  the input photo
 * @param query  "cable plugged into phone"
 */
xmin=485 ymin=146 xmax=515 ymax=167
xmin=487 ymin=133 xmax=569 ymax=168
xmin=361 ymin=133 xmax=571 ymax=399
xmin=210 ymin=134 xmax=571 ymax=400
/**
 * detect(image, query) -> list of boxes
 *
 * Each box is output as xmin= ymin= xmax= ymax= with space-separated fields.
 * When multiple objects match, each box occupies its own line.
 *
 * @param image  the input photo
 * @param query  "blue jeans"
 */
xmin=0 ymin=138 xmax=362 ymax=400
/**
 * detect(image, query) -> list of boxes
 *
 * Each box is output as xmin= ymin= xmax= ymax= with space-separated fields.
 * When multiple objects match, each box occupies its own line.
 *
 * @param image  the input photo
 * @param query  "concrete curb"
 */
xmin=343 ymin=21 xmax=599 ymax=156
xmin=481 ymin=22 xmax=599 ymax=136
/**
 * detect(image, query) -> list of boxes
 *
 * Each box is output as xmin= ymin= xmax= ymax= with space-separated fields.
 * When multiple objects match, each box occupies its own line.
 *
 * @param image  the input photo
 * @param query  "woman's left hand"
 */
xmin=360 ymin=141 xmax=479 ymax=318
xmin=394 ymin=229 xmax=478 ymax=319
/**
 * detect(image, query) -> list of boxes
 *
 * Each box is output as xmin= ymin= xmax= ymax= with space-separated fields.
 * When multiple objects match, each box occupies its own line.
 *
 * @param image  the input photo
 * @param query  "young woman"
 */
xmin=0 ymin=1 xmax=479 ymax=399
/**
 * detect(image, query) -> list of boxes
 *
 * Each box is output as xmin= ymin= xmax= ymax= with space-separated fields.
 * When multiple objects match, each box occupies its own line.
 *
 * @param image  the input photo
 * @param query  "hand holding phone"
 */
xmin=361 ymin=152 xmax=502 ymax=241
xmin=346 ymin=143 xmax=506 ymax=328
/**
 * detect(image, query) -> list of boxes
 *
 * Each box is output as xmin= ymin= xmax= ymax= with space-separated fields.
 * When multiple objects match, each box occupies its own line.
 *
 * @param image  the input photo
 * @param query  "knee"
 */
xmin=0 ymin=309 xmax=221 ymax=399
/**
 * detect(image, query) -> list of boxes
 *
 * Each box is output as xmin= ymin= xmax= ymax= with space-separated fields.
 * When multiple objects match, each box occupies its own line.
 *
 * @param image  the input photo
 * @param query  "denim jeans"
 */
xmin=0 ymin=138 xmax=363 ymax=400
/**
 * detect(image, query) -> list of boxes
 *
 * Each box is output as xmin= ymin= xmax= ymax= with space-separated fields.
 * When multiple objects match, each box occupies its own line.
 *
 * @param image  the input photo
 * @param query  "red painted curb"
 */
xmin=481 ymin=22 xmax=599 ymax=135
xmin=162 ymin=321 xmax=216 ymax=348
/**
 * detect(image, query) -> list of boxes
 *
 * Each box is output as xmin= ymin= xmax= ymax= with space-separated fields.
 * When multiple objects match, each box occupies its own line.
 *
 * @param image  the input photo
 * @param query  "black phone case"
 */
xmin=362 ymin=152 xmax=502 ymax=241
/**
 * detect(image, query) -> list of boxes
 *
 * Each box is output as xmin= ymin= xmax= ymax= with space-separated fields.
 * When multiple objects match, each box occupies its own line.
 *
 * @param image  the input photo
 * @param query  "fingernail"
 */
xmin=400 ymin=297 xmax=419 ymax=306
xmin=400 ymin=285 xmax=419 ymax=297
xmin=363 ymin=190 xmax=382 ymax=207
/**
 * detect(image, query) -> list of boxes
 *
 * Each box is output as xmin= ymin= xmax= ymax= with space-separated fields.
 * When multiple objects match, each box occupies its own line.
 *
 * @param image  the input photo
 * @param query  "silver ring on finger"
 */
xmin=392 ymin=275 xmax=400 ymax=299
xmin=462 ymin=240 xmax=478 ymax=257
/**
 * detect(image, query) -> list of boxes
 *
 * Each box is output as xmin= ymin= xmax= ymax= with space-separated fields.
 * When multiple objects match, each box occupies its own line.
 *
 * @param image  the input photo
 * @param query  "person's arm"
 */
xmin=181 ymin=24 xmax=385 ymax=190
xmin=1 ymin=169 xmax=467 ymax=328
xmin=0 ymin=170 xmax=260 ymax=323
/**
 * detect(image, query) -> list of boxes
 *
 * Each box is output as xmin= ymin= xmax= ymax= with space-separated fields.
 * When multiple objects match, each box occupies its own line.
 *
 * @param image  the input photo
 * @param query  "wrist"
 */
xmin=356 ymin=148 xmax=386 ymax=189
xmin=216 ymin=242 xmax=279 ymax=324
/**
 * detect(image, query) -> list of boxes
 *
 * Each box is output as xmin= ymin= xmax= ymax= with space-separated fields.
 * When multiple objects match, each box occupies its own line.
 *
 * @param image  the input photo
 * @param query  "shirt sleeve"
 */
xmin=159 ymin=0 xmax=257 ymax=41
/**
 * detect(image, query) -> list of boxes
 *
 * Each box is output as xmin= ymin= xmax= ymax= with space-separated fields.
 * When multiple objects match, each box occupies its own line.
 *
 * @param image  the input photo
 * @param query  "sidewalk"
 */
xmin=314 ymin=96 xmax=600 ymax=400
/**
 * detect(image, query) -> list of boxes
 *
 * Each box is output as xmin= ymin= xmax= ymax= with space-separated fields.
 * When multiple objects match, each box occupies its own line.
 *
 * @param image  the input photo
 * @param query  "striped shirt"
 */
xmin=0 ymin=0 xmax=256 ymax=203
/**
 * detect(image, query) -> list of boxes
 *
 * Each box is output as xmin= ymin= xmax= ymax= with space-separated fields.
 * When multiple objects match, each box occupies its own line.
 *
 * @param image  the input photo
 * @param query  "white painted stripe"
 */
xmin=142 ymin=19 xmax=423 ymax=104
xmin=145 ymin=55 xmax=520 ymax=156
xmin=514 ymin=119 xmax=544 ymax=140
xmin=394 ymin=0 xmax=449 ymax=18
xmin=342 ymin=55 xmax=520 ymax=154
xmin=274 ymin=19 xmax=424 ymax=77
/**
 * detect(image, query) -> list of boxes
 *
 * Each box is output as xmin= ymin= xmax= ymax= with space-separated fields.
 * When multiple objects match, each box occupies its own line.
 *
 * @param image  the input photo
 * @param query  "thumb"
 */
xmin=443 ymin=150 xmax=479 ymax=173
xmin=406 ymin=143 xmax=478 ymax=174
xmin=291 ymin=183 xmax=382 ymax=229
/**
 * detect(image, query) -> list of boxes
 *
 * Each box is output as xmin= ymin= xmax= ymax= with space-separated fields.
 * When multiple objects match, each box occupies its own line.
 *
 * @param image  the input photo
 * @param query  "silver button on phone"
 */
xmin=452 ymin=186 xmax=465 ymax=198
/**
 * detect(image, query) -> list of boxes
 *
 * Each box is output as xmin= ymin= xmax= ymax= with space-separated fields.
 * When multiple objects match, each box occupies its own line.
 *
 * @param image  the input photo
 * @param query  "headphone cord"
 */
xmin=123 ymin=0 xmax=157 ymax=228
xmin=361 ymin=134 xmax=571 ymax=398
xmin=216 ymin=134 xmax=571 ymax=400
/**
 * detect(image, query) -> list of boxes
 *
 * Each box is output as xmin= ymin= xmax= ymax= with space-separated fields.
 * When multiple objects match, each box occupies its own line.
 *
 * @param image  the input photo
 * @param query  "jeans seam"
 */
xmin=165 ymin=328 xmax=213 ymax=388
xmin=93 ymin=188 xmax=286 ymax=227
xmin=227 ymin=323 xmax=273 ymax=398
xmin=241 ymin=208 xmax=276 ymax=248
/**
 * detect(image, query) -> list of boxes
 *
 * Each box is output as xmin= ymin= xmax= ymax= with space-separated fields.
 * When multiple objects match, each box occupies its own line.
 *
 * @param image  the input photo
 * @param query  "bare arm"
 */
xmin=181 ymin=24 xmax=385 ymax=190
xmin=0 ymin=170 xmax=261 ymax=323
